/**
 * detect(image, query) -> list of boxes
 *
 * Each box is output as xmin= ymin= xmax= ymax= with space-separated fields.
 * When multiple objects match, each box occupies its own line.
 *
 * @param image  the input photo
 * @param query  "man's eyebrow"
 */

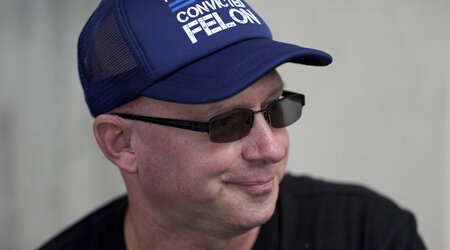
xmin=206 ymin=84 xmax=285 ymax=117
xmin=267 ymin=84 xmax=285 ymax=99
xmin=207 ymin=100 xmax=251 ymax=117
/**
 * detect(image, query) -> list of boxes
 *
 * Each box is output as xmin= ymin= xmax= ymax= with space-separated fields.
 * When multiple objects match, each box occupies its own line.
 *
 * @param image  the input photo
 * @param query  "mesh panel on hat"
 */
xmin=85 ymin=12 xmax=136 ymax=81
xmin=78 ymin=0 xmax=153 ymax=117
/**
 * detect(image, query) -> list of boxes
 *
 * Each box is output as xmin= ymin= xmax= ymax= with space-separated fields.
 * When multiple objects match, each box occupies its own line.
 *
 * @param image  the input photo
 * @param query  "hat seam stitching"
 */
xmin=165 ymin=45 xmax=292 ymax=83
xmin=159 ymin=48 xmax=292 ymax=91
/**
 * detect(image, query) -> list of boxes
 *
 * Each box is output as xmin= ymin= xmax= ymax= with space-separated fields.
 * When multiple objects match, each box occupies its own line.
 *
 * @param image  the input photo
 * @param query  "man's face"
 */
xmin=123 ymin=71 xmax=289 ymax=236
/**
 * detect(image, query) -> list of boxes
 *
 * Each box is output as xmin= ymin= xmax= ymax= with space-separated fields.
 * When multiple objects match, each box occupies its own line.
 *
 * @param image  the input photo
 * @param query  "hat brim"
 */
xmin=140 ymin=38 xmax=332 ymax=104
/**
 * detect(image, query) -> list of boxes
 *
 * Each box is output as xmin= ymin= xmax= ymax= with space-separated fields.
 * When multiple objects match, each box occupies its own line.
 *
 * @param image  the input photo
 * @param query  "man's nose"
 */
xmin=241 ymin=114 xmax=286 ymax=164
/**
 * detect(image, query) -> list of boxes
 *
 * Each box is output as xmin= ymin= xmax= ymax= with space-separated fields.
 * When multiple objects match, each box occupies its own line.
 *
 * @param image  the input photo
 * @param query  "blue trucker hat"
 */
xmin=78 ymin=0 xmax=332 ymax=117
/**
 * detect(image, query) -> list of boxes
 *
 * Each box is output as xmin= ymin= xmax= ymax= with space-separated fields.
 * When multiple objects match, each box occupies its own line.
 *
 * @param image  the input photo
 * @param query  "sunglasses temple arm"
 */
xmin=188 ymin=122 xmax=210 ymax=132
xmin=113 ymin=113 xmax=210 ymax=133
xmin=143 ymin=118 xmax=210 ymax=132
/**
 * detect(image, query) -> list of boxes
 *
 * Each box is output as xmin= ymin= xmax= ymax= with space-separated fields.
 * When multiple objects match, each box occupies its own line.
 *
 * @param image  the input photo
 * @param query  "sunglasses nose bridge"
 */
xmin=253 ymin=108 xmax=271 ymax=125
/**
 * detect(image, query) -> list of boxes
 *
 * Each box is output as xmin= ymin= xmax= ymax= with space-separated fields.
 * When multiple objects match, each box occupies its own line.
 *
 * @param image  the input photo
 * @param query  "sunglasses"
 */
xmin=113 ymin=90 xmax=305 ymax=143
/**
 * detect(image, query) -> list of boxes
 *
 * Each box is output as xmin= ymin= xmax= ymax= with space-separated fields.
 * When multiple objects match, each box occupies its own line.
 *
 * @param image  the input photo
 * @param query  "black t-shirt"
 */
xmin=38 ymin=175 xmax=426 ymax=250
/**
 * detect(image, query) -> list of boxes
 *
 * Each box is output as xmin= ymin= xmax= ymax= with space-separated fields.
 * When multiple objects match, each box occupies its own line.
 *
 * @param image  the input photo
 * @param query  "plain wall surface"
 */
xmin=0 ymin=0 xmax=448 ymax=249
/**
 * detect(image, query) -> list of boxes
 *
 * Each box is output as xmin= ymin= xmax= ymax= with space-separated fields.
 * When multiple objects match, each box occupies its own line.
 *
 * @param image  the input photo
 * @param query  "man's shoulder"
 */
xmin=279 ymin=174 xmax=414 ymax=223
xmin=281 ymin=174 xmax=395 ymax=201
xmin=277 ymin=174 xmax=426 ymax=249
xmin=37 ymin=195 xmax=128 ymax=250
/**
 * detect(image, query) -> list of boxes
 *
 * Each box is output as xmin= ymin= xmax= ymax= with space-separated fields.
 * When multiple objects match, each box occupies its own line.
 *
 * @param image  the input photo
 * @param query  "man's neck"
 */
xmin=124 ymin=207 xmax=260 ymax=250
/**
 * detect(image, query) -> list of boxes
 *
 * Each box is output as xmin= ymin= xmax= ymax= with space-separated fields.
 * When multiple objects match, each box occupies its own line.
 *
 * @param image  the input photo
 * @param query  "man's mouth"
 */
xmin=226 ymin=178 xmax=275 ymax=195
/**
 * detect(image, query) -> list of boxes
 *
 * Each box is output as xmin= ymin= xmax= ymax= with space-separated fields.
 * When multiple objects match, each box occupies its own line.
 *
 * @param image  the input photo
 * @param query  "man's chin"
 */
xmin=228 ymin=186 xmax=278 ymax=232
xmin=229 ymin=205 xmax=276 ymax=235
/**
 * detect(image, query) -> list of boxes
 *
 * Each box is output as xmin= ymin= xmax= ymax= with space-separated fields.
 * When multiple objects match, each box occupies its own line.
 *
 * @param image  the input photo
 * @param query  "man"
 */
xmin=39 ymin=0 xmax=426 ymax=249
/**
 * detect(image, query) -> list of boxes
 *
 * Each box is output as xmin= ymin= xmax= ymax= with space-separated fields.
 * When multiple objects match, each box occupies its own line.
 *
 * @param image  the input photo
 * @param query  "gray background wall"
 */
xmin=0 ymin=0 xmax=448 ymax=249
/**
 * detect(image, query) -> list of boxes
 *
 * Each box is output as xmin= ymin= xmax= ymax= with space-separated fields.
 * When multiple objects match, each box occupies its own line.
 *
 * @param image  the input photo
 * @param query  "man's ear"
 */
xmin=93 ymin=114 xmax=138 ymax=174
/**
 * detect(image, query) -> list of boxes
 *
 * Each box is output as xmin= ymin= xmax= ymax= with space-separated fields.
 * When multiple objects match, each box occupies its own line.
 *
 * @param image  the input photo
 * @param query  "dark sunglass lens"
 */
xmin=269 ymin=95 xmax=303 ymax=128
xmin=209 ymin=110 xmax=254 ymax=143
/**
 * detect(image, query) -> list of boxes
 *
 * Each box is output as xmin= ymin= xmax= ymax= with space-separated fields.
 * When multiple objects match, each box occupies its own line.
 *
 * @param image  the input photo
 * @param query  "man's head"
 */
xmin=78 ymin=0 xmax=331 ymax=117
xmin=78 ymin=0 xmax=331 ymax=242
xmin=93 ymin=70 xmax=289 ymax=237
